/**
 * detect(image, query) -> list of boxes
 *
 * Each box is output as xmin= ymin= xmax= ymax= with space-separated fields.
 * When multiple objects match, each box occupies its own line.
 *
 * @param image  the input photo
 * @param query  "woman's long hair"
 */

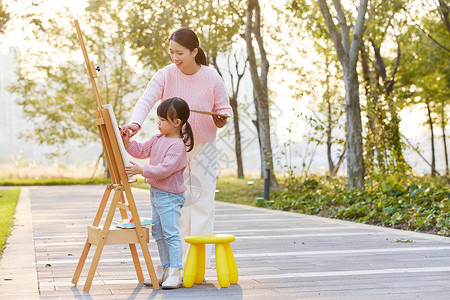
xmin=157 ymin=97 xmax=194 ymax=152
xmin=169 ymin=27 xmax=208 ymax=66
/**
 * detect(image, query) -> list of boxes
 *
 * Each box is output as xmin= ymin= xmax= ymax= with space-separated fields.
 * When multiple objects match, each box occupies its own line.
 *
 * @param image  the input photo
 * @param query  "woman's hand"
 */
xmin=120 ymin=123 xmax=141 ymax=137
xmin=212 ymin=115 xmax=228 ymax=128
xmin=125 ymin=161 xmax=143 ymax=177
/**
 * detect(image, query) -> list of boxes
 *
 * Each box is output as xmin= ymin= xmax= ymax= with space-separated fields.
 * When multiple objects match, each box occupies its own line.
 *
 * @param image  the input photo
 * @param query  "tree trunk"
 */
xmin=211 ymin=54 xmax=245 ymax=179
xmin=343 ymin=66 xmax=365 ymax=188
xmin=426 ymin=100 xmax=438 ymax=177
xmin=230 ymin=94 xmax=244 ymax=178
xmin=228 ymin=53 xmax=247 ymax=178
xmin=324 ymin=57 xmax=335 ymax=174
xmin=326 ymin=87 xmax=335 ymax=174
xmin=438 ymin=0 xmax=450 ymax=35
xmin=252 ymin=91 xmax=264 ymax=179
xmin=440 ymin=107 xmax=449 ymax=175
xmin=244 ymin=0 xmax=278 ymax=187
xmin=372 ymin=39 xmax=405 ymax=173
xmin=324 ymin=58 xmax=345 ymax=176
xmin=317 ymin=0 xmax=368 ymax=189
xmin=360 ymin=41 xmax=376 ymax=169
xmin=91 ymin=151 xmax=104 ymax=179
xmin=442 ymin=124 xmax=449 ymax=176
xmin=102 ymin=152 xmax=111 ymax=179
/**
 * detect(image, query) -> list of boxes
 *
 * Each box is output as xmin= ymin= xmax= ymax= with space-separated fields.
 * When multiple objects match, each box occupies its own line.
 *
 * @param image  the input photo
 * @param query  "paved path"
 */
xmin=1 ymin=185 xmax=450 ymax=299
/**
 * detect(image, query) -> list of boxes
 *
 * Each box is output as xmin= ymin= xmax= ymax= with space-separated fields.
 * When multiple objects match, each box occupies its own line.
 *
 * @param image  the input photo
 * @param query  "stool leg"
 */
xmin=215 ymin=243 xmax=230 ymax=288
xmin=224 ymin=243 xmax=238 ymax=284
xmin=183 ymin=244 xmax=198 ymax=288
xmin=194 ymin=244 xmax=205 ymax=284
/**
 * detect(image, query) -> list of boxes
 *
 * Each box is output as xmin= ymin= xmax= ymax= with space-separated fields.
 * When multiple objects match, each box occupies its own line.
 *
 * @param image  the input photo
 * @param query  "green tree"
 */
xmin=9 ymin=3 xmax=142 ymax=177
xmin=320 ymin=51 xmax=346 ymax=176
xmin=222 ymin=51 xmax=248 ymax=179
xmin=0 ymin=0 xmax=10 ymax=35
xmin=285 ymin=1 xmax=346 ymax=177
xmin=243 ymin=0 xmax=278 ymax=187
xmin=437 ymin=100 xmax=449 ymax=175
xmin=0 ymin=0 xmax=47 ymax=37
xmin=438 ymin=0 xmax=450 ymax=35
xmin=360 ymin=0 xmax=410 ymax=177
xmin=398 ymin=13 xmax=450 ymax=176
xmin=124 ymin=0 xmax=250 ymax=178
xmin=316 ymin=0 xmax=368 ymax=189
xmin=195 ymin=0 xmax=247 ymax=179
xmin=126 ymin=0 xmax=241 ymax=72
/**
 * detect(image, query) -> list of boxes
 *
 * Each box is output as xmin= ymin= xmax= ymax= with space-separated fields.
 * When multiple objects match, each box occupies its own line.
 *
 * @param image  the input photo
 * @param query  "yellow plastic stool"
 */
xmin=183 ymin=234 xmax=238 ymax=288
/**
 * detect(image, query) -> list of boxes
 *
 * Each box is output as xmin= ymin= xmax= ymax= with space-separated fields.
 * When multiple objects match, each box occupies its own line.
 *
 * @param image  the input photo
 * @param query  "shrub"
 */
xmin=272 ymin=175 xmax=450 ymax=236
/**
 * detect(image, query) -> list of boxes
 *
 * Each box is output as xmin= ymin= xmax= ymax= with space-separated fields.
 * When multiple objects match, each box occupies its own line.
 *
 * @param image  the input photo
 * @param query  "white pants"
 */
xmin=181 ymin=140 xmax=217 ymax=268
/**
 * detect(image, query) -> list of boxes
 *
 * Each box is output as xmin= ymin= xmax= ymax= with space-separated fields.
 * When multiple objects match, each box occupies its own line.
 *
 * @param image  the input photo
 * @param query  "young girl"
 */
xmin=121 ymin=27 xmax=232 ymax=270
xmin=121 ymin=97 xmax=194 ymax=289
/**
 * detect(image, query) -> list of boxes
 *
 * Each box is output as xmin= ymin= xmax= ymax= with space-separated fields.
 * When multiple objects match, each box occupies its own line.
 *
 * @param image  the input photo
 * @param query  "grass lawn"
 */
xmin=132 ymin=176 xmax=265 ymax=206
xmin=215 ymin=176 xmax=264 ymax=206
xmin=0 ymin=188 xmax=21 ymax=257
xmin=130 ymin=178 xmax=149 ymax=190
xmin=0 ymin=178 xmax=111 ymax=186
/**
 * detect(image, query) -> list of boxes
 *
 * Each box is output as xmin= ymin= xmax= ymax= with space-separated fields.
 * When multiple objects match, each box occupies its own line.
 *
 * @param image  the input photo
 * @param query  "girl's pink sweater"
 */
xmin=126 ymin=134 xmax=187 ymax=193
xmin=131 ymin=64 xmax=232 ymax=143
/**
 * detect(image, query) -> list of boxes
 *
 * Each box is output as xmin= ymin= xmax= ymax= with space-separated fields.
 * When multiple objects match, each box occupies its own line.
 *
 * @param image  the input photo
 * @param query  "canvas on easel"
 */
xmin=71 ymin=19 xmax=159 ymax=292
xmin=104 ymin=103 xmax=134 ymax=181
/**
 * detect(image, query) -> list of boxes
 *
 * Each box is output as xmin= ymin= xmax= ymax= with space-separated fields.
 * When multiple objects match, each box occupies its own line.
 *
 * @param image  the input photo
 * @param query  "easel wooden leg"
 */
xmin=83 ymin=187 xmax=121 ymax=292
xmin=72 ymin=185 xmax=113 ymax=285
xmin=129 ymin=244 xmax=144 ymax=282
xmin=72 ymin=240 xmax=92 ymax=286
xmin=124 ymin=187 xmax=159 ymax=289
xmin=117 ymin=192 xmax=145 ymax=282
xmin=137 ymin=220 xmax=159 ymax=288
xmin=92 ymin=185 xmax=114 ymax=226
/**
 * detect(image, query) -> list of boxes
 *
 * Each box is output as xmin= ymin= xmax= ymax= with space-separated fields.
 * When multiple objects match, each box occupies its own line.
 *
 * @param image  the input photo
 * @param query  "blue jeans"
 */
xmin=150 ymin=187 xmax=185 ymax=269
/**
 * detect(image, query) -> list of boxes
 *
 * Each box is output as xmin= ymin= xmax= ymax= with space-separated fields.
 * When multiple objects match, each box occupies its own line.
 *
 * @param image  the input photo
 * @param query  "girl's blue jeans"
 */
xmin=150 ymin=187 xmax=185 ymax=269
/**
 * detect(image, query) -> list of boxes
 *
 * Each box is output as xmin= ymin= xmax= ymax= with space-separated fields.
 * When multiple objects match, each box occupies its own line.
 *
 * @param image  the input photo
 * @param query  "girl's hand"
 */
xmin=212 ymin=115 xmax=228 ymax=128
xmin=120 ymin=127 xmax=132 ymax=148
xmin=120 ymin=123 xmax=141 ymax=137
xmin=125 ymin=161 xmax=143 ymax=177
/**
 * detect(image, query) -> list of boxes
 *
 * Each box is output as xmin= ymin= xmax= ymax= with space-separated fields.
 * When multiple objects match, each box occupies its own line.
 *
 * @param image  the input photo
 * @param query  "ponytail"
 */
xmin=195 ymin=47 xmax=208 ymax=66
xmin=158 ymin=97 xmax=195 ymax=152
xmin=182 ymin=121 xmax=194 ymax=152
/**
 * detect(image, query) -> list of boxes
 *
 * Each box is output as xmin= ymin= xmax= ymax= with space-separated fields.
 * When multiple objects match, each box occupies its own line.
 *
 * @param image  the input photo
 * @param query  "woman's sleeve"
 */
xmin=212 ymin=76 xmax=233 ymax=119
xmin=130 ymin=69 xmax=165 ymax=126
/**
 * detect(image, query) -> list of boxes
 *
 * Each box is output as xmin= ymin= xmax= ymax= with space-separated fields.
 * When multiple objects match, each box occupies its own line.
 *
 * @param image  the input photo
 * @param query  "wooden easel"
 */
xmin=71 ymin=20 xmax=159 ymax=292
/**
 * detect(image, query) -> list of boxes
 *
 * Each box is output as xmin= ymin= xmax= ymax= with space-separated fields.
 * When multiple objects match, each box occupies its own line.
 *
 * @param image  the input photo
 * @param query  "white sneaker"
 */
xmin=162 ymin=268 xmax=181 ymax=289
xmin=144 ymin=265 xmax=168 ymax=286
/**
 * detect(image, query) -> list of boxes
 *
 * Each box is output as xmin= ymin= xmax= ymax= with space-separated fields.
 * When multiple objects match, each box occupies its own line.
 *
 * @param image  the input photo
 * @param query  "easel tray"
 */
xmin=113 ymin=218 xmax=152 ymax=228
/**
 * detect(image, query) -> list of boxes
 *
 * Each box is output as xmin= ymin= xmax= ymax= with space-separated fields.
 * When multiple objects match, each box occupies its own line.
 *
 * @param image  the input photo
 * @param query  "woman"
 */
xmin=121 ymin=27 xmax=232 ymax=277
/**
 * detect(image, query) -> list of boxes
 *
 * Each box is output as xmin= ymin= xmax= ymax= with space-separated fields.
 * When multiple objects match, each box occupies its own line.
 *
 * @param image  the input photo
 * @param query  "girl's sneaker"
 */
xmin=162 ymin=268 xmax=181 ymax=289
xmin=143 ymin=265 xmax=168 ymax=286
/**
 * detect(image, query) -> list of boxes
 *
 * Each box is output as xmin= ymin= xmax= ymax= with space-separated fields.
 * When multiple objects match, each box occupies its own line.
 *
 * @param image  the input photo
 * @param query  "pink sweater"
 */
xmin=126 ymin=134 xmax=187 ymax=193
xmin=131 ymin=64 xmax=232 ymax=143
